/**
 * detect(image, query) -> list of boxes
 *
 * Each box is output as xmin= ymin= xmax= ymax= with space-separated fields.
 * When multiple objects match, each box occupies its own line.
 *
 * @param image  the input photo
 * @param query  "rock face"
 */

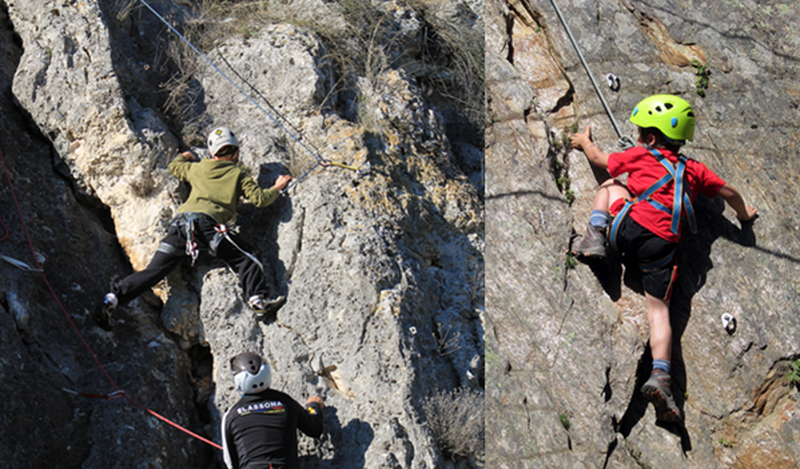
xmin=0 ymin=1 xmax=483 ymax=468
xmin=487 ymin=0 xmax=800 ymax=467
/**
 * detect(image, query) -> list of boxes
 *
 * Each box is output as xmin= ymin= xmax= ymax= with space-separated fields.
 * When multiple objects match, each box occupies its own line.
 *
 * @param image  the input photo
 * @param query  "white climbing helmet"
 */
xmin=231 ymin=352 xmax=272 ymax=395
xmin=207 ymin=127 xmax=240 ymax=157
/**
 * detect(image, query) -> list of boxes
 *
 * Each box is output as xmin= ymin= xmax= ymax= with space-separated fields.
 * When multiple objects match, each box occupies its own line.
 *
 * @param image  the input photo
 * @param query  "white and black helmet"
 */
xmin=207 ymin=126 xmax=240 ymax=157
xmin=231 ymin=352 xmax=272 ymax=395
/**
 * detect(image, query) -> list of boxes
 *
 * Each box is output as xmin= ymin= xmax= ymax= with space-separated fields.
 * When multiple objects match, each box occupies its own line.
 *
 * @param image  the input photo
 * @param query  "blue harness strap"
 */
xmin=608 ymin=149 xmax=697 ymax=250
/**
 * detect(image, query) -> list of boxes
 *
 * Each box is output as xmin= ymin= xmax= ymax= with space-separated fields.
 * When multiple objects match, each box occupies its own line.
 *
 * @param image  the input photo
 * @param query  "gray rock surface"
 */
xmin=487 ymin=0 xmax=800 ymax=467
xmin=0 ymin=1 xmax=483 ymax=468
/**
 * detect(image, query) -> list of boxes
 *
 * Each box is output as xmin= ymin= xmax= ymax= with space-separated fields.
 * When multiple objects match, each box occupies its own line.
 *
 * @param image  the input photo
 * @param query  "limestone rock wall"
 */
xmin=487 ymin=0 xmax=800 ymax=467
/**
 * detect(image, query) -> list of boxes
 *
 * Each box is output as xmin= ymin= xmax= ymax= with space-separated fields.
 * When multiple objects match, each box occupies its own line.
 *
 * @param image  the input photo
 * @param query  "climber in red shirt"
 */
xmin=570 ymin=94 xmax=757 ymax=422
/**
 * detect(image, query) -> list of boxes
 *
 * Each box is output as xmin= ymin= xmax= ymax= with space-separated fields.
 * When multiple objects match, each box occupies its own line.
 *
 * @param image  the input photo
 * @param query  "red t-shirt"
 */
xmin=608 ymin=146 xmax=726 ymax=243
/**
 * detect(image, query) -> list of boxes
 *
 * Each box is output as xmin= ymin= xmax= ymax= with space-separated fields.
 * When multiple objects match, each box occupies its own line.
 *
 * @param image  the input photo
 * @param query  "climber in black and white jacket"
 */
xmin=222 ymin=352 xmax=324 ymax=469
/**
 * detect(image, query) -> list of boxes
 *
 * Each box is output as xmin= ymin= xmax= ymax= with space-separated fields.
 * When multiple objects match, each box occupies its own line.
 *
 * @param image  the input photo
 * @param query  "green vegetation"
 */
xmin=565 ymin=252 xmax=577 ymax=270
xmin=786 ymin=359 xmax=800 ymax=386
xmin=239 ymin=24 xmax=261 ymax=39
xmin=691 ymin=59 xmax=711 ymax=97
xmin=558 ymin=412 xmax=571 ymax=431
xmin=550 ymin=128 xmax=575 ymax=204
xmin=718 ymin=437 xmax=735 ymax=448
xmin=485 ymin=344 xmax=499 ymax=368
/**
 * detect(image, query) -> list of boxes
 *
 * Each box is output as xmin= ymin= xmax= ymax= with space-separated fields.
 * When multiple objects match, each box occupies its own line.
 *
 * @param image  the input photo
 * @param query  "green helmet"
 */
xmin=629 ymin=94 xmax=695 ymax=142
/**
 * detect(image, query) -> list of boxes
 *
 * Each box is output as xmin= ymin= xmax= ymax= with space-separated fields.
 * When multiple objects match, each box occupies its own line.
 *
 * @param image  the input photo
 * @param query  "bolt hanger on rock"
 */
xmin=548 ymin=0 xmax=635 ymax=149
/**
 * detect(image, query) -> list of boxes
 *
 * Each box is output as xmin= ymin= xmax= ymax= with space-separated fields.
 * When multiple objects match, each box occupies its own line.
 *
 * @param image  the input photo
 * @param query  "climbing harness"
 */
xmin=166 ymin=213 xmax=264 ymax=272
xmin=163 ymin=213 xmax=201 ymax=264
xmin=548 ymin=0 xmax=635 ymax=149
xmin=608 ymin=148 xmax=697 ymax=254
xmin=212 ymin=223 xmax=265 ymax=273
xmin=136 ymin=0 xmax=368 ymax=193
xmin=0 ymin=147 xmax=223 ymax=451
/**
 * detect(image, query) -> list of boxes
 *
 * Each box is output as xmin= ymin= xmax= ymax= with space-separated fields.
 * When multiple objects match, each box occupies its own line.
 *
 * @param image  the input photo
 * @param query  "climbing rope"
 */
xmin=548 ymin=0 xmax=635 ymax=149
xmin=0 ymin=147 xmax=222 ymax=451
xmin=0 ymin=211 xmax=8 ymax=242
xmin=215 ymin=50 xmax=322 ymax=156
xmin=136 ymin=0 xmax=368 ymax=192
xmin=0 ymin=172 xmax=8 ymax=242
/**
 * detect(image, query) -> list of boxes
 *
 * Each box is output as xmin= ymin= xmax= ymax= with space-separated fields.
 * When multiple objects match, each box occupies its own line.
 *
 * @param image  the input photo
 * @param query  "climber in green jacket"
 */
xmin=96 ymin=127 xmax=291 ymax=329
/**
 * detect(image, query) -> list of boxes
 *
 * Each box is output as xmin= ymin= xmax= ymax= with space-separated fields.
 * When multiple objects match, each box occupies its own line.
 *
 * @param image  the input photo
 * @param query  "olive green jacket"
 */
xmin=168 ymin=154 xmax=280 ymax=224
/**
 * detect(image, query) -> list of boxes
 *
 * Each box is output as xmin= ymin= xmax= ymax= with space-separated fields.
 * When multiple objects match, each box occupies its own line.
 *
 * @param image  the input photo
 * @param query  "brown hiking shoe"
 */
xmin=572 ymin=224 xmax=607 ymax=259
xmin=641 ymin=369 xmax=681 ymax=422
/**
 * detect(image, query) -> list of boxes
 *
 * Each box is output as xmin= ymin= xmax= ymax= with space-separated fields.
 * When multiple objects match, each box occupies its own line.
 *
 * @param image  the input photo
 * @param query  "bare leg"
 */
xmin=574 ymin=179 xmax=631 ymax=258
xmin=645 ymin=293 xmax=672 ymax=361
xmin=593 ymin=178 xmax=631 ymax=212
xmin=641 ymin=292 xmax=680 ymax=421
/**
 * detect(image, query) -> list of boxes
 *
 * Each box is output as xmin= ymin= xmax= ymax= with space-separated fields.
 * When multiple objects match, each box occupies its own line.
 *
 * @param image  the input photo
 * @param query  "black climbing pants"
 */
xmin=110 ymin=213 xmax=270 ymax=304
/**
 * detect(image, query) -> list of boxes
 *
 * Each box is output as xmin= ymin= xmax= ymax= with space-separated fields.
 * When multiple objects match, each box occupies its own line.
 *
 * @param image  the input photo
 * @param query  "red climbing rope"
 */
xmin=0 ymin=211 xmax=8 ymax=242
xmin=0 ymin=147 xmax=222 ymax=451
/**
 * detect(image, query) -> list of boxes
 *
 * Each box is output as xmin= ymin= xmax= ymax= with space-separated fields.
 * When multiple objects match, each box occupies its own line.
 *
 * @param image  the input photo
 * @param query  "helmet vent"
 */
xmin=664 ymin=102 xmax=673 ymax=110
xmin=687 ymin=112 xmax=694 ymax=117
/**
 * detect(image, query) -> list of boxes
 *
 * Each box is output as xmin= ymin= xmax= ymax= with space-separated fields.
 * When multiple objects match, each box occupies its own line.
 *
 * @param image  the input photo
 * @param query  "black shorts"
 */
xmin=612 ymin=215 xmax=678 ymax=301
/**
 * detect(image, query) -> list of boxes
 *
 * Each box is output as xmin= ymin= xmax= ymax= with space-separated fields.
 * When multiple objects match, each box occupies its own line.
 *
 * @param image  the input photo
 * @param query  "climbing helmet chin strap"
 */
xmin=608 ymin=149 xmax=698 ymax=251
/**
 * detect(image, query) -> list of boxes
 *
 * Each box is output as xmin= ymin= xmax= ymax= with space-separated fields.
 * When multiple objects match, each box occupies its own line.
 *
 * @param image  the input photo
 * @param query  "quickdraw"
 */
xmin=323 ymin=160 xmax=371 ymax=174
xmin=608 ymin=148 xmax=698 ymax=253
xmin=282 ymin=160 xmax=371 ymax=194
xmin=184 ymin=217 xmax=199 ymax=265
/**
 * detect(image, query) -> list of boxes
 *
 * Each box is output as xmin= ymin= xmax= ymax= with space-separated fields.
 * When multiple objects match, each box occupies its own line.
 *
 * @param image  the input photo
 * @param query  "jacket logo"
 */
xmin=238 ymin=400 xmax=285 ymax=416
